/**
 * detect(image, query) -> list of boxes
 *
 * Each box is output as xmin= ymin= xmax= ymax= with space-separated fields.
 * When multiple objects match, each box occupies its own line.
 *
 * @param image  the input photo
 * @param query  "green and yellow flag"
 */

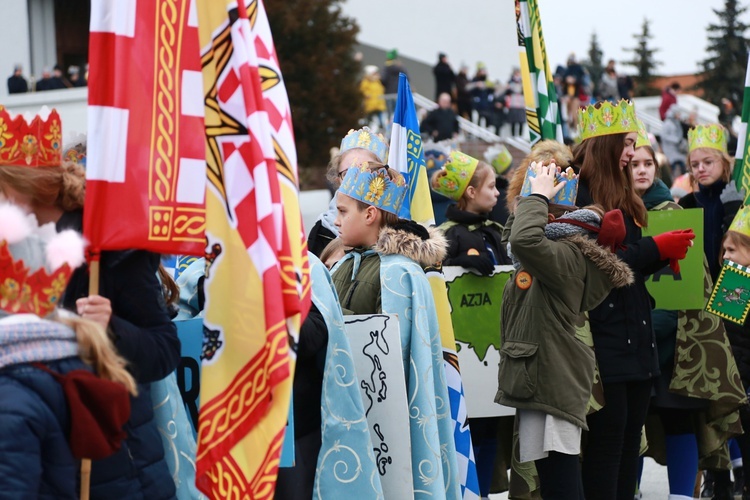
xmin=515 ymin=0 xmax=563 ymax=144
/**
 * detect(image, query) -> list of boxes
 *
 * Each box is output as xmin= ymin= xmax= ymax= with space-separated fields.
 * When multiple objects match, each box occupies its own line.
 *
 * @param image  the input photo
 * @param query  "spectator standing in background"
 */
xmin=659 ymin=82 xmax=681 ymax=121
xmin=35 ymin=68 xmax=53 ymax=91
xmin=68 ymin=66 xmax=87 ymax=88
xmin=360 ymin=65 xmax=387 ymax=133
xmin=599 ymin=60 xmax=620 ymax=102
xmin=505 ymin=68 xmax=526 ymax=137
xmin=455 ymin=65 xmax=472 ymax=120
xmin=433 ymin=52 xmax=455 ymax=101
xmin=422 ymin=92 xmax=459 ymax=141
xmin=7 ymin=64 xmax=27 ymax=94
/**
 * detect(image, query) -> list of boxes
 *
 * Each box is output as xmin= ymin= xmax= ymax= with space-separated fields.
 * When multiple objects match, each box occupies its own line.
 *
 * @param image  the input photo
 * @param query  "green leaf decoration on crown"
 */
xmin=338 ymin=162 xmax=407 ymax=215
xmin=729 ymin=205 xmax=750 ymax=238
xmin=578 ymin=99 xmax=639 ymax=141
xmin=339 ymin=126 xmax=389 ymax=162
xmin=432 ymin=151 xmax=480 ymax=201
xmin=688 ymin=124 xmax=728 ymax=154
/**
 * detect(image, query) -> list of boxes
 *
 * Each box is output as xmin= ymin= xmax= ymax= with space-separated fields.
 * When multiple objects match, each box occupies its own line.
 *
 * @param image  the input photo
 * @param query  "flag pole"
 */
xmin=80 ymin=257 xmax=100 ymax=500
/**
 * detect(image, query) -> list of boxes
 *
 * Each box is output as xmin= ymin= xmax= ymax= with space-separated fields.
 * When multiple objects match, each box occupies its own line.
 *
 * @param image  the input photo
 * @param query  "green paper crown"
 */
xmin=729 ymin=205 xmax=750 ymax=238
xmin=431 ymin=151 xmax=480 ymax=201
xmin=688 ymin=124 xmax=728 ymax=154
xmin=578 ymin=99 xmax=639 ymax=141
xmin=635 ymin=119 xmax=651 ymax=149
xmin=338 ymin=162 xmax=407 ymax=215
xmin=340 ymin=127 xmax=389 ymax=163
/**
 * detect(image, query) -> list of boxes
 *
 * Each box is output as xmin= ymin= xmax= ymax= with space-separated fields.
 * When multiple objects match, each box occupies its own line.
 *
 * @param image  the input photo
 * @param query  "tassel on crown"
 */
xmin=578 ymin=99 xmax=639 ymax=141
xmin=0 ymin=105 xmax=62 ymax=167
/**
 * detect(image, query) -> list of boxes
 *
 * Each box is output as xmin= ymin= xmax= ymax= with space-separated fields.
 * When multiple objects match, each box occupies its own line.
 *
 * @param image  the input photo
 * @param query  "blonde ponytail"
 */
xmin=57 ymin=314 xmax=138 ymax=396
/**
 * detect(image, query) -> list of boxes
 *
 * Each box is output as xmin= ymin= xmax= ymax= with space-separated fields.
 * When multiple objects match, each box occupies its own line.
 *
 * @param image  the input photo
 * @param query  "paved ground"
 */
xmin=489 ymin=457 xmax=671 ymax=499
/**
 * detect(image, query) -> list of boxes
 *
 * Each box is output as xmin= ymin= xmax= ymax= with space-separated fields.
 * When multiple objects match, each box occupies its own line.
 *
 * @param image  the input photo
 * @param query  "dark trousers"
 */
xmin=274 ymin=430 xmax=321 ymax=500
xmin=582 ymin=379 xmax=653 ymax=500
xmin=535 ymin=451 xmax=585 ymax=500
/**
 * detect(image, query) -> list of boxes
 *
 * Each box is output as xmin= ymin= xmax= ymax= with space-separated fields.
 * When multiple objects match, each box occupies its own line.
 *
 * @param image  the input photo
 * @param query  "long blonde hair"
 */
xmin=56 ymin=313 xmax=138 ymax=396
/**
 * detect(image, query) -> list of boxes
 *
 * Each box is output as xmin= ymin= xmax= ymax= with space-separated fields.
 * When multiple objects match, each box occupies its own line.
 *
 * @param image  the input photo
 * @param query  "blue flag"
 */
xmin=389 ymin=73 xmax=434 ymax=223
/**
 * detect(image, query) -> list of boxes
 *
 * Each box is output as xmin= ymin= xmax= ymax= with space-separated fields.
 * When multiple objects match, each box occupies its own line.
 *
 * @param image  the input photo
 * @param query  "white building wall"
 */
xmin=1 ymin=0 xmax=32 ymax=100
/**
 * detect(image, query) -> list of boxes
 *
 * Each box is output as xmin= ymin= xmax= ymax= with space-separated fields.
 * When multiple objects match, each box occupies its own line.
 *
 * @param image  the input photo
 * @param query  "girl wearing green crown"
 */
xmin=631 ymin=130 xmax=745 ymax=500
xmin=431 ymin=151 xmax=511 ymax=499
xmin=721 ymin=208 xmax=750 ymax=500
xmin=573 ymin=99 xmax=695 ymax=500
xmin=677 ymin=124 xmax=746 ymax=499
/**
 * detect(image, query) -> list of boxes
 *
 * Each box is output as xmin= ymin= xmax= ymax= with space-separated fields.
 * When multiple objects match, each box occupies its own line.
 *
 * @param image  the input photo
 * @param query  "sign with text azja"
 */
xmin=444 ymin=266 xmax=516 ymax=418
xmin=642 ymin=208 xmax=704 ymax=310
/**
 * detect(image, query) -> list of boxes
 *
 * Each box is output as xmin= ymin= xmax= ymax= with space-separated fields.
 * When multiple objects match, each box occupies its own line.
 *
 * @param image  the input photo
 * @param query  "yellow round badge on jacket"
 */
xmin=467 ymin=248 xmax=480 ymax=256
xmin=515 ymin=271 xmax=532 ymax=290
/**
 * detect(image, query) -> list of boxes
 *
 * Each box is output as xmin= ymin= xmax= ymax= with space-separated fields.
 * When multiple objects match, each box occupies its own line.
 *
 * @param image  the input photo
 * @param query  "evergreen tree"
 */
xmin=622 ymin=18 xmax=662 ymax=96
xmin=267 ymin=0 xmax=362 ymax=185
xmin=583 ymin=32 xmax=604 ymax=98
xmin=699 ymin=0 xmax=750 ymax=107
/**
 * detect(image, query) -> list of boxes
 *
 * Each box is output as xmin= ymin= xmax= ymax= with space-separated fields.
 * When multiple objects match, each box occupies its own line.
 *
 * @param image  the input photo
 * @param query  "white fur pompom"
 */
xmin=46 ymin=229 xmax=87 ymax=270
xmin=0 ymin=203 xmax=33 ymax=244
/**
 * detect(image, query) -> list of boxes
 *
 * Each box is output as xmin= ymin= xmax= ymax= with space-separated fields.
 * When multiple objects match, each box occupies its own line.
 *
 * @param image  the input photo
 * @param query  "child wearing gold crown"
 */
xmin=678 ymin=123 xmax=743 ymax=281
xmin=0 ymin=107 xmax=181 ymax=499
xmin=720 ymin=207 xmax=750 ymax=500
xmin=631 ymin=123 xmax=745 ymax=500
xmin=0 ymin=201 xmax=136 ymax=498
xmin=498 ymin=160 xmax=634 ymax=499
xmin=572 ymin=99 xmax=695 ymax=500
xmin=330 ymin=162 xmax=462 ymax=498
xmin=307 ymin=127 xmax=389 ymax=257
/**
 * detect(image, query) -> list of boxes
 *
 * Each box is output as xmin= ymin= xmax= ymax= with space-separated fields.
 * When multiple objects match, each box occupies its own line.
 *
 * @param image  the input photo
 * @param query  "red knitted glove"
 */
xmin=652 ymin=229 xmax=695 ymax=262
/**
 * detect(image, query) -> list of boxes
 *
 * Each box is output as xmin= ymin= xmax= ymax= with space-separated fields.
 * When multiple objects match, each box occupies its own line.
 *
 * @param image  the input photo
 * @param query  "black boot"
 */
xmin=713 ymin=469 xmax=733 ymax=500
xmin=702 ymin=470 xmax=715 ymax=498
xmin=735 ymin=467 xmax=745 ymax=499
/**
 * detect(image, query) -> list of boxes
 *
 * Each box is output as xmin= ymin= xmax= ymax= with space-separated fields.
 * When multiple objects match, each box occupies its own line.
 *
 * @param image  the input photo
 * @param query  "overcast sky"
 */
xmin=342 ymin=0 xmax=750 ymax=82
xmin=539 ymin=0 xmax=750 ymax=75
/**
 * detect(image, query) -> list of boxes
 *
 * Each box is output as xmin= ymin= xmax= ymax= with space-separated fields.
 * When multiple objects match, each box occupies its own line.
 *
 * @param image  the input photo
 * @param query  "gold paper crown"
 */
xmin=635 ymin=119 xmax=651 ymax=149
xmin=338 ymin=162 xmax=407 ymax=215
xmin=578 ymin=99 xmax=639 ymax=141
xmin=340 ymin=127 xmax=389 ymax=163
xmin=688 ymin=124 xmax=728 ymax=154
xmin=0 ymin=241 xmax=72 ymax=317
xmin=0 ymin=106 xmax=62 ymax=167
xmin=729 ymin=205 xmax=750 ymax=238
xmin=431 ymin=151 xmax=480 ymax=201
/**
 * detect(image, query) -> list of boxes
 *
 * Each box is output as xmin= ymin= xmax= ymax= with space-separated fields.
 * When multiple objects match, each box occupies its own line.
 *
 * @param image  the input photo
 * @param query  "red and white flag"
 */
xmin=86 ymin=0 xmax=206 ymax=255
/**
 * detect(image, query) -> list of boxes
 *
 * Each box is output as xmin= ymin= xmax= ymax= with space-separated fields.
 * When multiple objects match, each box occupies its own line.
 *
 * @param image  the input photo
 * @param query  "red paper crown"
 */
xmin=0 ymin=106 xmax=62 ymax=167
xmin=0 ymin=241 xmax=72 ymax=316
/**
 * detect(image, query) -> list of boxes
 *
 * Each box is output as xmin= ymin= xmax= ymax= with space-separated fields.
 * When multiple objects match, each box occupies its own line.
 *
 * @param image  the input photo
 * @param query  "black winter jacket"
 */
xmin=58 ymin=210 xmax=179 ymax=500
xmin=441 ymin=205 xmax=511 ymax=266
xmin=576 ymin=182 xmax=664 ymax=383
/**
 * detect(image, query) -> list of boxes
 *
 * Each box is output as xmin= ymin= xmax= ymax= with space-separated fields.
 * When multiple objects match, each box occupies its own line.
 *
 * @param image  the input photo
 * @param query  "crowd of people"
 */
xmin=7 ymin=62 xmax=87 ymax=94
xmin=3 ymin=49 xmax=750 ymax=500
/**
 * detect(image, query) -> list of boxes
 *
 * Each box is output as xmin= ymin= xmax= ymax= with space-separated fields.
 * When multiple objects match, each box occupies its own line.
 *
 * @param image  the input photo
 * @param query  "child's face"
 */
xmin=630 ymin=147 xmax=657 ymax=196
xmin=619 ymin=132 xmax=637 ymax=170
xmin=466 ymin=169 xmax=499 ymax=214
xmin=689 ymin=148 xmax=724 ymax=186
xmin=334 ymin=193 xmax=377 ymax=248
xmin=723 ymin=235 xmax=750 ymax=267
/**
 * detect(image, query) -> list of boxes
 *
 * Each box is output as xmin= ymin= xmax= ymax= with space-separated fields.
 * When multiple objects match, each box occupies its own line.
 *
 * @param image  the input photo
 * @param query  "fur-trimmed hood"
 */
xmin=375 ymin=225 xmax=448 ymax=268
xmin=565 ymin=233 xmax=634 ymax=288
